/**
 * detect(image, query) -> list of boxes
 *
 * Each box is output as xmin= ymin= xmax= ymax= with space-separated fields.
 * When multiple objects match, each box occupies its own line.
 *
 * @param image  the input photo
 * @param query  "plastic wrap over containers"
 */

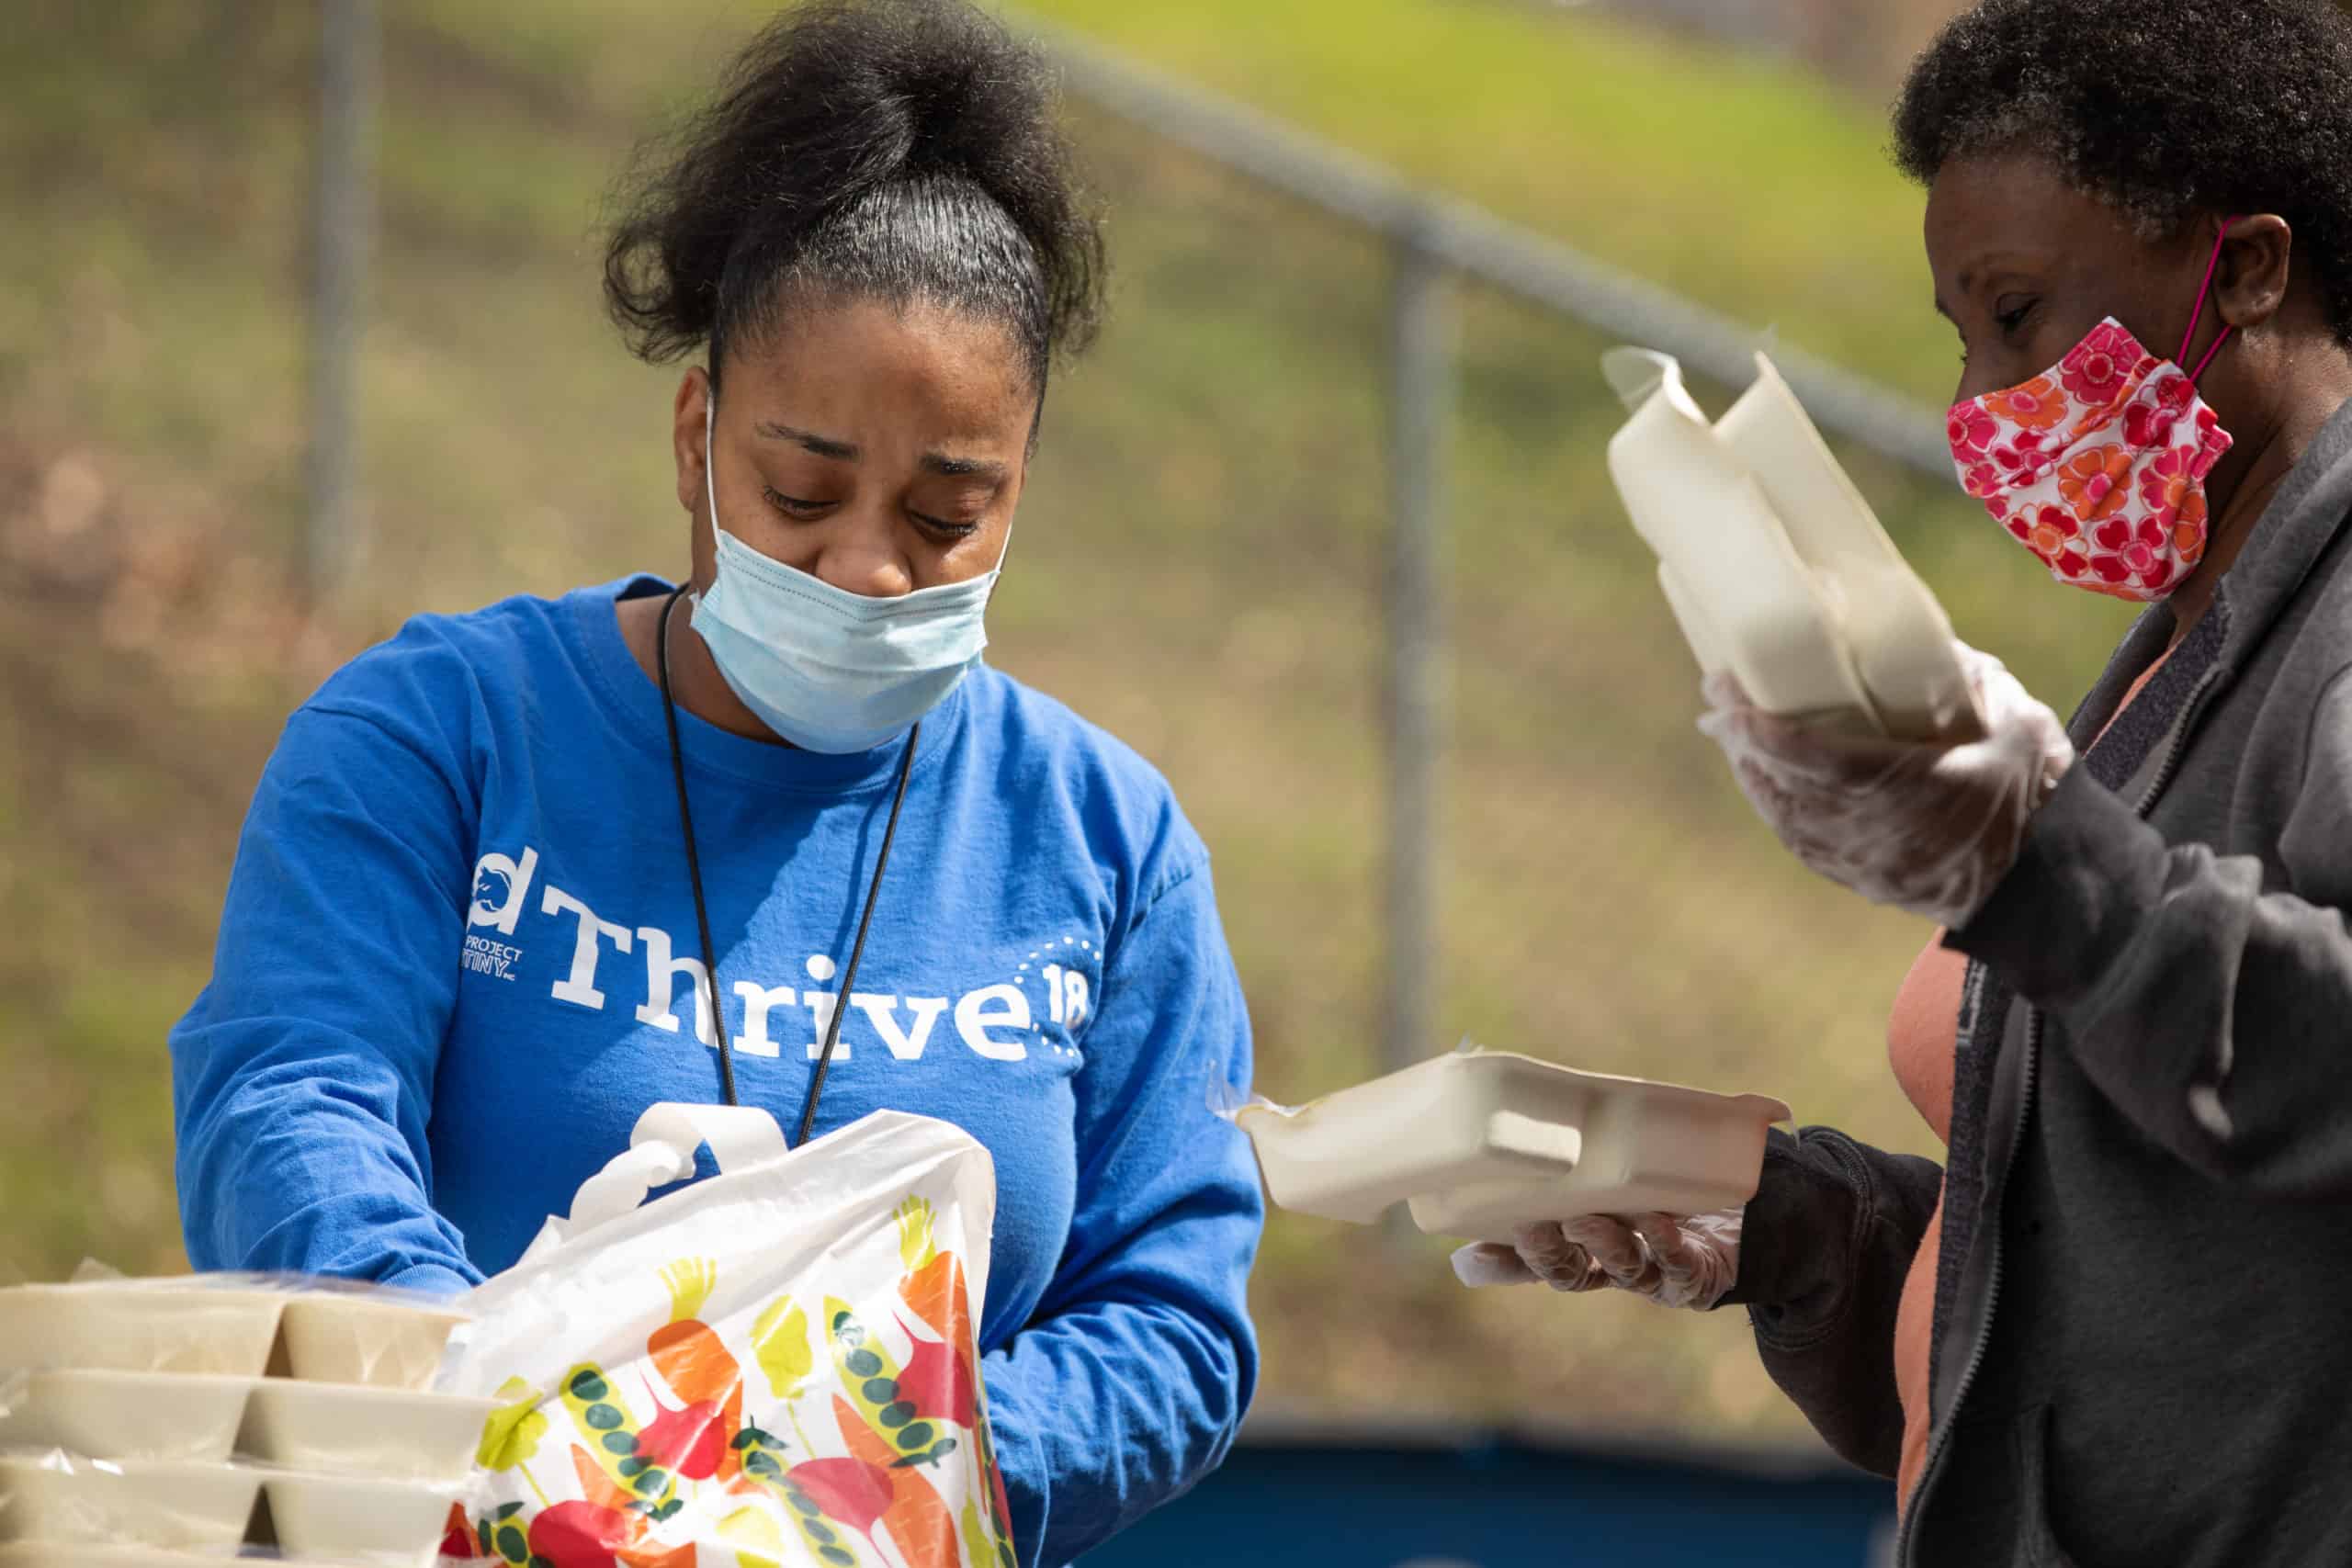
xmin=0 ymin=1272 xmax=487 ymax=1565
xmin=3 ymin=1105 xmax=1020 ymax=1568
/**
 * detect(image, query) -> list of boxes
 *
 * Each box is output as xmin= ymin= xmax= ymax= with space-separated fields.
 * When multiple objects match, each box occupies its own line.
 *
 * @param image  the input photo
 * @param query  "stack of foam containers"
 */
xmin=0 ymin=1279 xmax=493 ymax=1567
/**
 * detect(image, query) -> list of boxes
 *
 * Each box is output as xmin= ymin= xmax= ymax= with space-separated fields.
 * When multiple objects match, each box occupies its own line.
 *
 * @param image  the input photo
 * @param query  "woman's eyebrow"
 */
xmin=1951 ymin=251 xmax=2056 ymax=299
xmin=756 ymin=421 xmax=860 ymax=461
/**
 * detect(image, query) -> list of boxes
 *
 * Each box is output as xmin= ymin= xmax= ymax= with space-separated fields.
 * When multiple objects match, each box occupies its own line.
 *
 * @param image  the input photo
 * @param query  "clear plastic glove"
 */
xmin=1697 ymin=642 xmax=2076 ymax=931
xmin=1451 ymin=1210 xmax=1741 ymax=1311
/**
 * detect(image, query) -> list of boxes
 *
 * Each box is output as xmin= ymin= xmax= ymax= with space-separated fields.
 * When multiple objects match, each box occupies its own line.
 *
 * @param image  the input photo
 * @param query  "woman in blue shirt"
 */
xmin=168 ymin=4 xmax=1262 ymax=1561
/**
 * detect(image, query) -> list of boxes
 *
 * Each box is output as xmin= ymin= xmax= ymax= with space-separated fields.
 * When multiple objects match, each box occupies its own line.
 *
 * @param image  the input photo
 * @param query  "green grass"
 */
xmin=1 ymin=0 xmax=2132 ymax=1449
xmin=1017 ymin=0 xmax=1963 ymax=401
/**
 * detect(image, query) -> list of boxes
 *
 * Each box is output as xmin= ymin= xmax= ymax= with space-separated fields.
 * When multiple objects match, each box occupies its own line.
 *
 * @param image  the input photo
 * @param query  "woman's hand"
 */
xmin=1698 ymin=643 xmax=2076 ymax=931
xmin=1452 ymin=1211 xmax=1742 ymax=1310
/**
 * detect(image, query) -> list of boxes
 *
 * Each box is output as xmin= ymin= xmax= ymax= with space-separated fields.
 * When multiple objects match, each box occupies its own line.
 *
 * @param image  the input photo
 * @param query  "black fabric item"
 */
xmin=1721 ymin=1126 xmax=1942 ymax=1477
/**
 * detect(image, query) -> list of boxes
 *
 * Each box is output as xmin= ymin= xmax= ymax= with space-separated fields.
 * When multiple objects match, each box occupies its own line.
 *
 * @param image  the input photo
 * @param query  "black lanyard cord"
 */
xmin=798 ymin=712 xmax=918 ymax=1146
xmin=658 ymin=587 xmax=738 ymax=1109
xmin=655 ymin=584 xmax=918 ymax=1142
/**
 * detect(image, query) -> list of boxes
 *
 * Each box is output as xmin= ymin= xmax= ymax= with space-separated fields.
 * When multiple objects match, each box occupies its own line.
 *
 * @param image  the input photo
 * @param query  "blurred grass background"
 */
xmin=0 ymin=0 xmax=2135 ymax=1450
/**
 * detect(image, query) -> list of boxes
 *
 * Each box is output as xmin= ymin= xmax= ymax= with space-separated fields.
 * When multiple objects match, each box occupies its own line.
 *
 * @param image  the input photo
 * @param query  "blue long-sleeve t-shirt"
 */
xmin=170 ymin=576 xmax=1263 ymax=1565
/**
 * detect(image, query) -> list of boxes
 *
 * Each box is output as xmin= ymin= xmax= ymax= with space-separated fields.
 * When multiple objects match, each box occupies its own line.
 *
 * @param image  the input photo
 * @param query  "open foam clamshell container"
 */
xmin=1236 ymin=1050 xmax=1791 ymax=1244
xmin=1600 ymin=346 xmax=1986 ymax=744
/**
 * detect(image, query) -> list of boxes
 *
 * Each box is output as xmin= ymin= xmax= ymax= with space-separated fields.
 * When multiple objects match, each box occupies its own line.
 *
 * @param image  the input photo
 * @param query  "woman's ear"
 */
xmin=2217 ymin=214 xmax=2294 ymax=333
xmin=672 ymin=367 xmax=713 ymax=518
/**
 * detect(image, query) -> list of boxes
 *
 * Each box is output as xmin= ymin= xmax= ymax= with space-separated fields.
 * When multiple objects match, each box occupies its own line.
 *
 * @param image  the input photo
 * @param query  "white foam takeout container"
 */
xmin=0 ymin=1547 xmax=234 ymax=1568
xmin=1235 ymin=1050 xmax=1792 ymax=1243
xmin=271 ymin=1294 xmax=469 ymax=1392
xmin=0 ymin=1284 xmax=285 ymax=1379
xmin=0 ymin=1370 xmax=254 ymax=1464
xmin=1600 ymin=346 xmax=1984 ymax=744
xmin=262 ymin=1472 xmax=456 ymax=1568
xmin=0 ymin=1456 xmax=260 ymax=1549
xmin=239 ymin=1381 xmax=494 ymax=1484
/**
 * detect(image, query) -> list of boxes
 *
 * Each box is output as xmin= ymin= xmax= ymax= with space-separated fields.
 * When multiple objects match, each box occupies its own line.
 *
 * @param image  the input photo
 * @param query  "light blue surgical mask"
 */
xmin=690 ymin=395 xmax=1004 ymax=753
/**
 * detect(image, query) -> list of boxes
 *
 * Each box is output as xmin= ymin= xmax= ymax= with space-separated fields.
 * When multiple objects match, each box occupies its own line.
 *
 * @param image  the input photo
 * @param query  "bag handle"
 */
xmin=521 ymin=1102 xmax=790 ymax=1262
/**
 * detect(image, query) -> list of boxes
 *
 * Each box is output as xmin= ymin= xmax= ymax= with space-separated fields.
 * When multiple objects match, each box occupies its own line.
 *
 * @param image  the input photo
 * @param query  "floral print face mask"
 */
xmin=1947 ymin=223 xmax=2238 ymax=602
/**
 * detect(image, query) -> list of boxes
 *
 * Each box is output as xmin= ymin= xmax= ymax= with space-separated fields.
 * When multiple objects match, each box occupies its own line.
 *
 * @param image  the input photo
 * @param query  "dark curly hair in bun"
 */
xmin=603 ymin=0 xmax=1104 ymax=394
xmin=1893 ymin=0 xmax=2352 ymax=344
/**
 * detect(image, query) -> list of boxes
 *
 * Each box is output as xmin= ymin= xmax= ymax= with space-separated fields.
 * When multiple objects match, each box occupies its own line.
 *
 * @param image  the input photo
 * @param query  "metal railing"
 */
xmin=1035 ymin=24 xmax=1950 ymax=477
xmin=1028 ymin=19 xmax=1948 ymax=1093
xmin=310 ymin=0 xmax=378 ymax=596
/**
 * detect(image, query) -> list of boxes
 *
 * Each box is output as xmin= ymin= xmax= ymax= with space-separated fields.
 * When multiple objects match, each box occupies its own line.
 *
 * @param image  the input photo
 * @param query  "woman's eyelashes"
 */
xmin=763 ymin=483 xmax=984 ymax=541
xmin=763 ymin=483 xmax=836 ymax=520
xmin=910 ymin=512 xmax=983 ymax=541
xmin=1952 ymin=296 xmax=2043 ymax=370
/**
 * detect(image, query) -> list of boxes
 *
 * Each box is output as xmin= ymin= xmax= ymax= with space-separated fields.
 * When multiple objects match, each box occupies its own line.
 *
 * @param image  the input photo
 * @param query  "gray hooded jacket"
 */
xmin=1724 ymin=395 xmax=2352 ymax=1568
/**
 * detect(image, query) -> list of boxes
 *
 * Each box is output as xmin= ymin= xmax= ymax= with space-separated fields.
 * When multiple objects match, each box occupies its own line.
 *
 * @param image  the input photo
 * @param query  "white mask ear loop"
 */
xmin=704 ymin=383 xmax=720 ymax=539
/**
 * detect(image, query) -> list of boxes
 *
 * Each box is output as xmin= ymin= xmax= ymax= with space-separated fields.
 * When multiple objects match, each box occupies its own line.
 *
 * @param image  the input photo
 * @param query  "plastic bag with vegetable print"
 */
xmin=435 ymin=1103 xmax=1017 ymax=1568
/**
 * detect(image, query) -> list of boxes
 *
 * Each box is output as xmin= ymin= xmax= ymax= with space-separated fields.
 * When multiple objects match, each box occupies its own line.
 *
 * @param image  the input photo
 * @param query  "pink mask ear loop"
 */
xmin=2179 ymin=216 xmax=2243 ymax=384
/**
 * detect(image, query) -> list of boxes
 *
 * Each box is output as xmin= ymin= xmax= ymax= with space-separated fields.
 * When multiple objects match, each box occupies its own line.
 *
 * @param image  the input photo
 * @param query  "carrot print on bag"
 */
xmin=457 ymin=1211 xmax=1015 ymax=1565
